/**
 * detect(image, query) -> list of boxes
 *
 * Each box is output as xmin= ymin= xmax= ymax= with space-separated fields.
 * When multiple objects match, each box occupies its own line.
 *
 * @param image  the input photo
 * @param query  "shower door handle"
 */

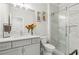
xmin=66 ymin=25 xmax=78 ymax=28
xmin=68 ymin=25 xmax=78 ymax=27
xmin=65 ymin=25 xmax=78 ymax=36
xmin=65 ymin=25 xmax=68 ymax=37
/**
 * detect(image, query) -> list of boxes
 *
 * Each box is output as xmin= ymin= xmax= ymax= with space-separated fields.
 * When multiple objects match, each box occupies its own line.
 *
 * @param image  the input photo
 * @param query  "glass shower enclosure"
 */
xmin=58 ymin=3 xmax=79 ymax=55
xmin=50 ymin=3 xmax=79 ymax=55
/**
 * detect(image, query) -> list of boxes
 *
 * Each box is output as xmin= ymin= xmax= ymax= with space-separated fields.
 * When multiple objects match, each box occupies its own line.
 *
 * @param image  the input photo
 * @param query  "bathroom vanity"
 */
xmin=0 ymin=35 xmax=40 ymax=55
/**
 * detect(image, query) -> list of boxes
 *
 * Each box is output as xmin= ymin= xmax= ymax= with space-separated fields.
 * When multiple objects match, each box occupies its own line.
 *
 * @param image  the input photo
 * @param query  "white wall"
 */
xmin=0 ymin=3 xmax=10 ymax=37
xmin=23 ymin=3 xmax=47 ymax=11
xmin=49 ymin=4 xmax=59 ymax=47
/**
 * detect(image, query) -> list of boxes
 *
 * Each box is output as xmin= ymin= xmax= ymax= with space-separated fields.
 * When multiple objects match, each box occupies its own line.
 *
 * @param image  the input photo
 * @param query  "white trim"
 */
xmin=47 ymin=4 xmax=51 ymax=41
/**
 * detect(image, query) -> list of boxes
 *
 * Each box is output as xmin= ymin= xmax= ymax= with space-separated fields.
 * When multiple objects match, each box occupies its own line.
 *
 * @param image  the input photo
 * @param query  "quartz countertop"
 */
xmin=0 ymin=35 xmax=40 ymax=43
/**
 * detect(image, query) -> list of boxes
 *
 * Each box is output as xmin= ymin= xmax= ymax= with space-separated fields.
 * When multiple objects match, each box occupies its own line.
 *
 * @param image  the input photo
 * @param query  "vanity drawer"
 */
xmin=12 ymin=40 xmax=26 ymax=48
xmin=0 ymin=42 xmax=11 ymax=51
xmin=31 ymin=38 xmax=40 ymax=44
xmin=0 ymin=47 xmax=22 ymax=55
xmin=26 ymin=39 xmax=31 ymax=45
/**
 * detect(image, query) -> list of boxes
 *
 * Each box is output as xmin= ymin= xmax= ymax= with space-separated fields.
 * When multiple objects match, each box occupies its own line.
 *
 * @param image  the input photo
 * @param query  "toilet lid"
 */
xmin=44 ymin=44 xmax=55 ymax=49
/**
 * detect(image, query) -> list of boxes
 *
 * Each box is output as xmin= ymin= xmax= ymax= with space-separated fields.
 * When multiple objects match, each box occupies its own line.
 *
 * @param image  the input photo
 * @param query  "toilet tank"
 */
xmin=40 ymin=36 xmax=49 ymax=44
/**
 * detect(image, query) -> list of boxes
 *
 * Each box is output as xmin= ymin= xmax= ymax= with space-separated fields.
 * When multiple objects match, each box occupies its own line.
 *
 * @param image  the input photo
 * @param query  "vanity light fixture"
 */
xmin=12 ymin=3 xmax=33 ymax=10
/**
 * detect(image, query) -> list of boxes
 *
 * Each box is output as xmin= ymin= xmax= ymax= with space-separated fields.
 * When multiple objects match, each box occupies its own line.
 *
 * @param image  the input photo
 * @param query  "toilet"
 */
xmin=41 ymin=36 xmax=56 ymax=55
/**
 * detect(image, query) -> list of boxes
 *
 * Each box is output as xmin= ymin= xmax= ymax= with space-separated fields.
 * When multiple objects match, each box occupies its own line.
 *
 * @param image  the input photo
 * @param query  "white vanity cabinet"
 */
xmin=23 ymin=38 xmax=40 ymax=55
xmin=0 ymin=42 xmax=11 ymax=51
xmin=12 ymin=40 xmax=26 ymax=48
xmin=0 ymin=36 xmax=40 ymax=55
xmin=0 ymin=47 xmax=23 ymax=55
xmin=23 ymin=44 xmax=40 ymax=55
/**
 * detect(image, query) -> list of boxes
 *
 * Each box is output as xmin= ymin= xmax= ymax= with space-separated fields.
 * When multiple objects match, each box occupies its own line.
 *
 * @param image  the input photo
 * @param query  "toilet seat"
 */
xmin=40 ymin=36 xmax=56 ymax=54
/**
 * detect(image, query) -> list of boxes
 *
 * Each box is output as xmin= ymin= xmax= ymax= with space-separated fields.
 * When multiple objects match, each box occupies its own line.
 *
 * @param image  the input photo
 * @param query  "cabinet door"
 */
xmin=0 ymin=47 xmax=22 ymax=55
xmin=23 ymin=44 xmax=40 ymax=55
xmin=12 ymin=40 xmax=26 ymax=48
xmin=0 ymin=42 xmax=11 ymax=51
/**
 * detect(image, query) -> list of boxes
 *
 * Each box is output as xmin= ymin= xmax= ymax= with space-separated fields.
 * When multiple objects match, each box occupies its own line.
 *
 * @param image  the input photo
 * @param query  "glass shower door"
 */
xmin=58 ymin=8 xmax=69 ymax=55
xmin=68 ymin=4 xmax=79 ymax=55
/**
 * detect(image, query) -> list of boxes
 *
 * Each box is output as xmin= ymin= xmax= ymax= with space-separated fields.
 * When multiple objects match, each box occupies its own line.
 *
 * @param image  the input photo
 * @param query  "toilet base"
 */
xmin=43 ymin=49 xmax=64 ymax=55
xmin=43 ymin=51 xmax=53 ymax=55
